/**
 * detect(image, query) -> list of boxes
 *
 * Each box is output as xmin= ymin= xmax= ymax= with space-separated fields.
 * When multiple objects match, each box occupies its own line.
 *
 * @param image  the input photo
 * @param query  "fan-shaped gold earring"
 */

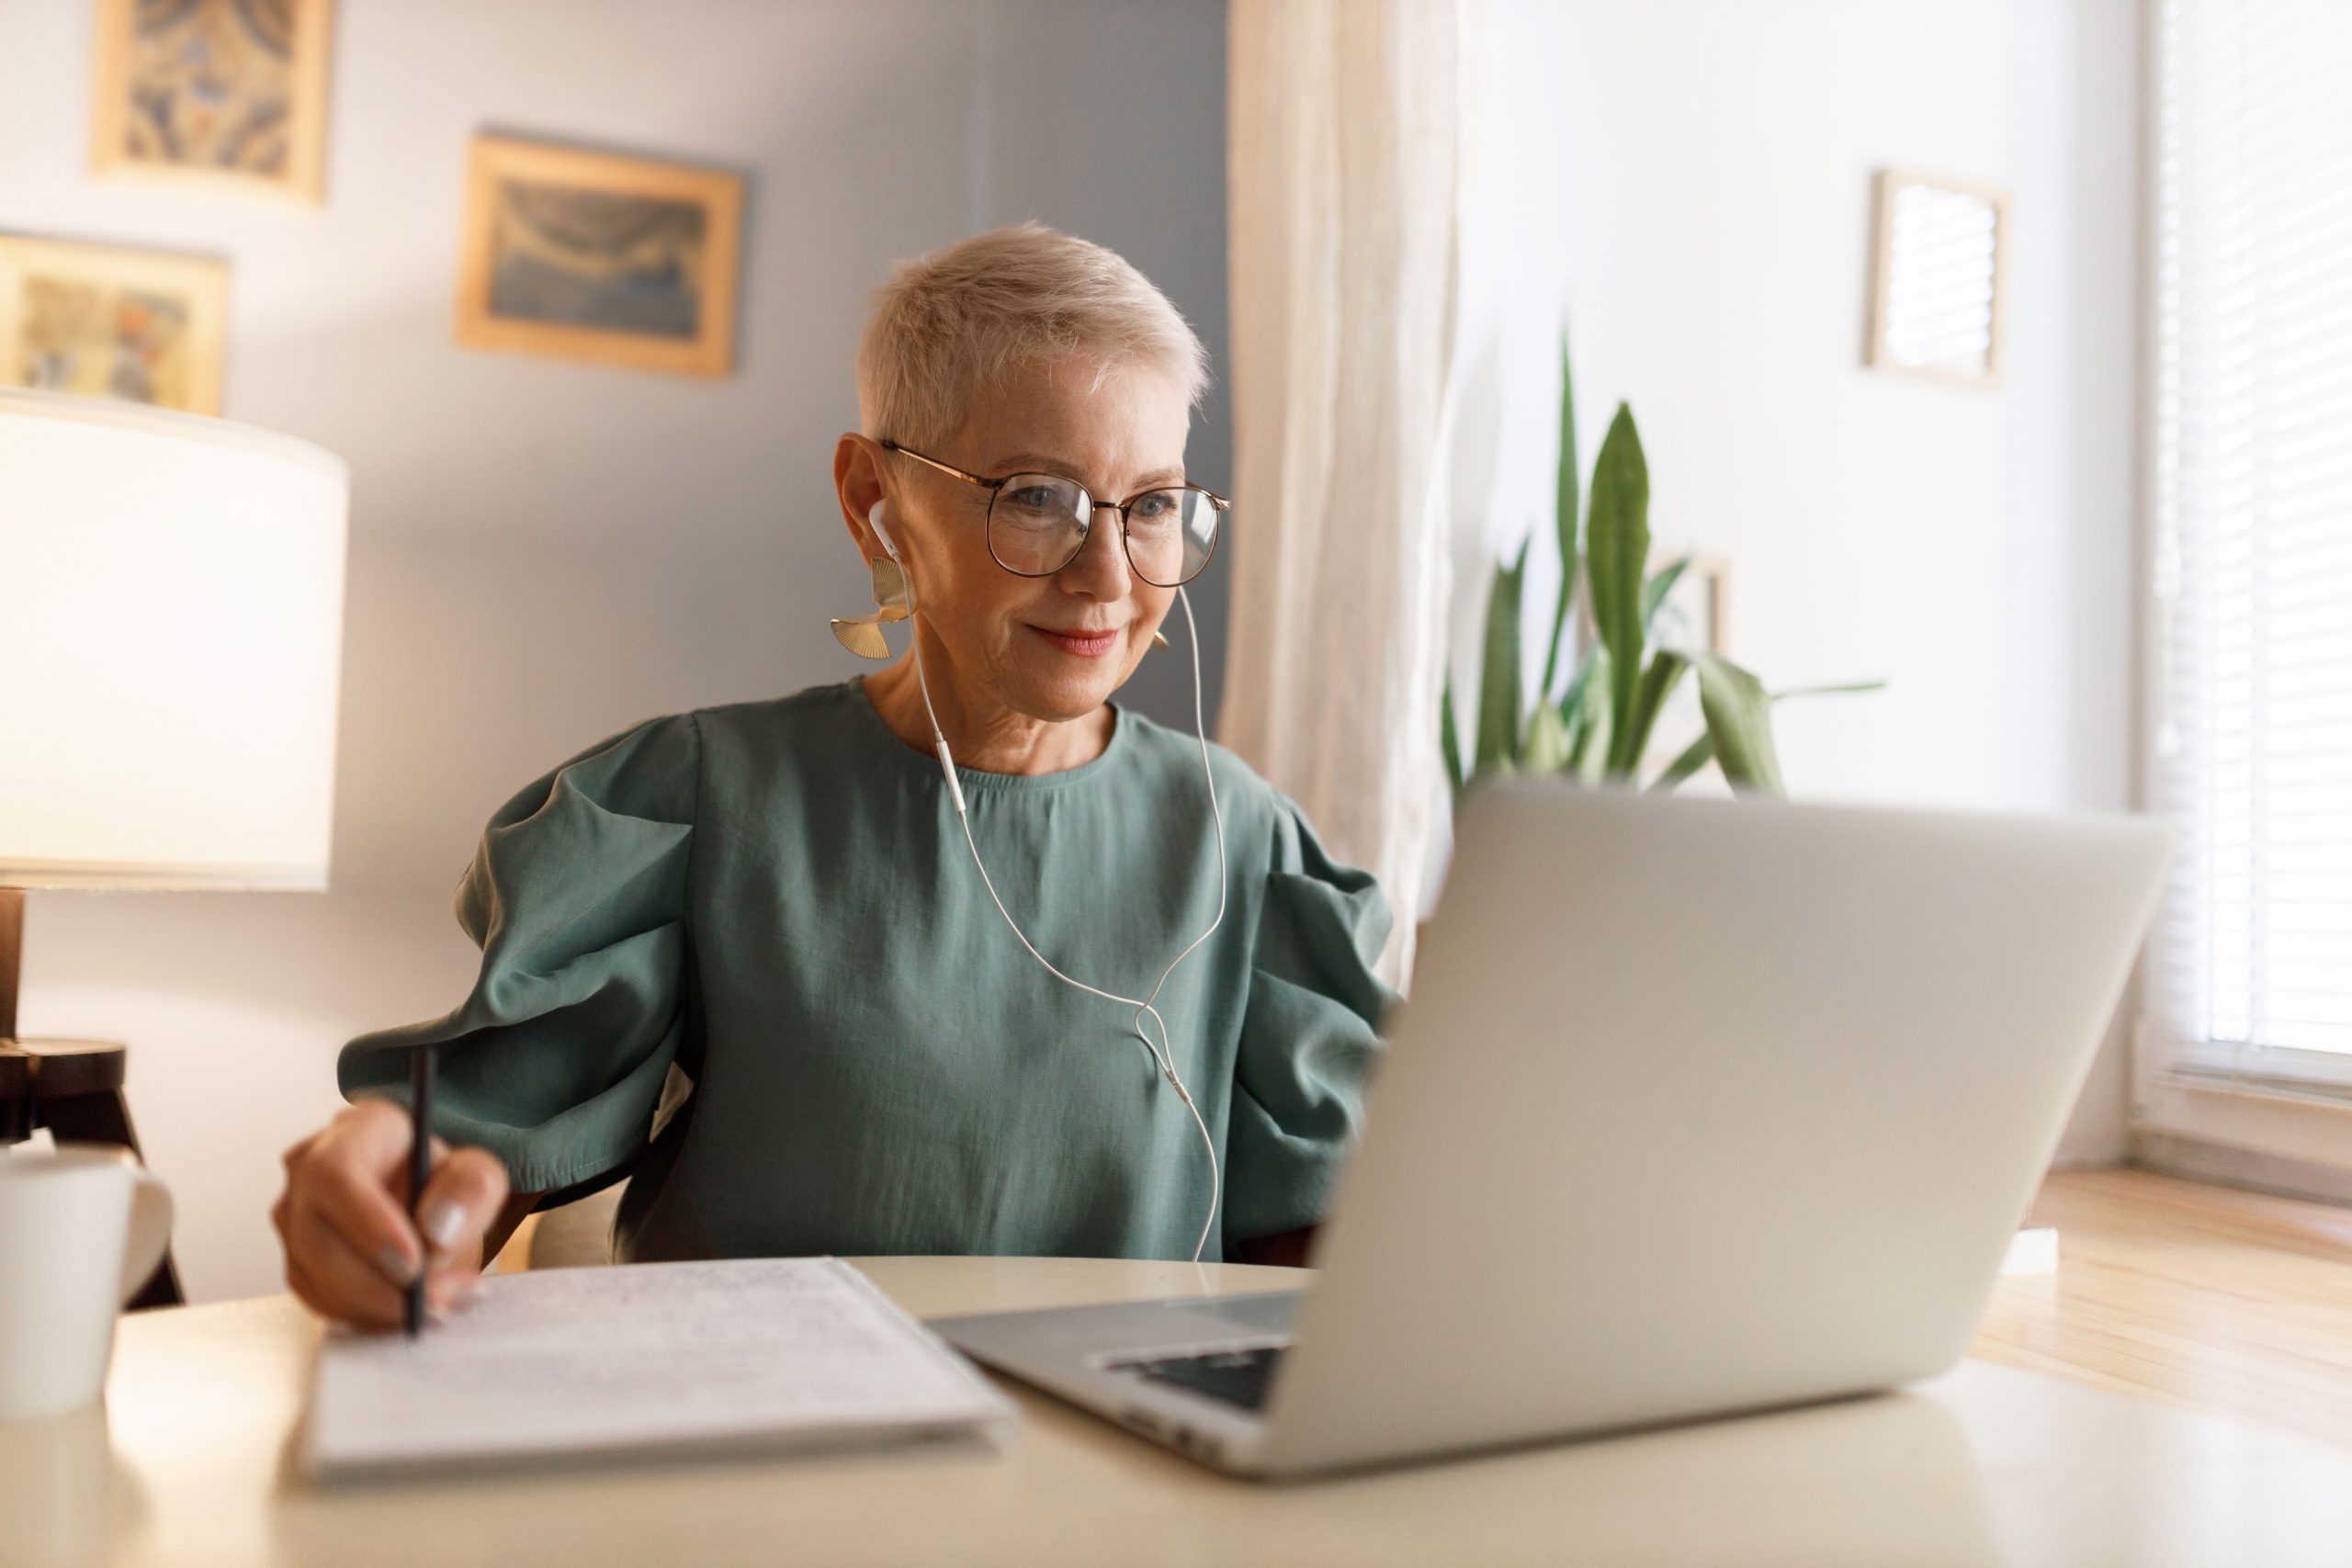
xmin=829 ymin=556 xmax=911 ymax=660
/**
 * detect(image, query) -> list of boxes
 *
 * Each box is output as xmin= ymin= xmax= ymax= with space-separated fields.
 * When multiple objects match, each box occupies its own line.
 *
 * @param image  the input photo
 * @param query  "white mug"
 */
xmin=0 ymin=1145 xmax=174 ymax=1422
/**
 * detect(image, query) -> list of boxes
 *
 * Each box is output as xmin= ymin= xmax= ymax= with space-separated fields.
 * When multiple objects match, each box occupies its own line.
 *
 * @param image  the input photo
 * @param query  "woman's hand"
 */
xmin=271 ymin=1099 xmax=511 ymax=1330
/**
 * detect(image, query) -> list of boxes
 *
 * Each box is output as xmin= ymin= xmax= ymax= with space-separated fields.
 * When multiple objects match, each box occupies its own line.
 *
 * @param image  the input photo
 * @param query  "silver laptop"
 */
xmin=931 ymin=784 xmax=2172 ymax=1480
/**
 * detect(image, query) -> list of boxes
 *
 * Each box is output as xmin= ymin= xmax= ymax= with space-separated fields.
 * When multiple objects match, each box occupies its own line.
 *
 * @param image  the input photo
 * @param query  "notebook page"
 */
xmin=304 ymin=1257 xmax=1015 ymax=1478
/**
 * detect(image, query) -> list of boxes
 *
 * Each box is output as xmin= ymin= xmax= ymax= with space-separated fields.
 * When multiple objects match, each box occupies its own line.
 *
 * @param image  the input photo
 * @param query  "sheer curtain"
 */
xmin=1219 ymin=0 xmax=1469 ymax=986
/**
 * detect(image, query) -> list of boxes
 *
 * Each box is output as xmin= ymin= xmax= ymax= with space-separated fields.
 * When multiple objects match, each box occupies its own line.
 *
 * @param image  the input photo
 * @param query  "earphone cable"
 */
xmin=903 ymin=582 xmax=1227 ymax=1263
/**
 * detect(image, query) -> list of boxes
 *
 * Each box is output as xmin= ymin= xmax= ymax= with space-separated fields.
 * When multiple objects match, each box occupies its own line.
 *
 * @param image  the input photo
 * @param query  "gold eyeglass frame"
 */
xmin=878 ymin=438 xmax=1227 ymax=588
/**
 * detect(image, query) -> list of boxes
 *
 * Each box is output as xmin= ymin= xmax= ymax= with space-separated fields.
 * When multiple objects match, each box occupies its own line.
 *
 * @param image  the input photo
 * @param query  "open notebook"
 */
xmin=302 ymin=1257 xmax=1018 ymax=1483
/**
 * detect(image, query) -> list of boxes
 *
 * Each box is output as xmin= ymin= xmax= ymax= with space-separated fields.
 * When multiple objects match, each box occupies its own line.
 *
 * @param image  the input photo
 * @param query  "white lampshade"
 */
xmin=0 ymin=389 xmax=349 ymax=891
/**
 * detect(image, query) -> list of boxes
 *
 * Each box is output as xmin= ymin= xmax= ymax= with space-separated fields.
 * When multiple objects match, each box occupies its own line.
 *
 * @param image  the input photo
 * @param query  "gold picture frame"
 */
xmin=454 ymin=135 xmax=744 ymax=379
xmin=89 ymin=0 xmax=337 ymax=206
xmin=1653 ymin=552 xmax=1731 ymax=654
xmin=1866 ymin=166 xmax=2011 ymax=388
xmin=0 ymin=235 xmax=230 ymax=415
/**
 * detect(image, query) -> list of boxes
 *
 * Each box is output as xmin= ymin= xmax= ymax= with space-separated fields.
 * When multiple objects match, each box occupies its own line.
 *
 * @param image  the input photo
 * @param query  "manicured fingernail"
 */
xmin=424 ymin=1201 xmax=464 ymax=1251
xmin=376 ymin=1245 xmax=419 ymax=1286
xmin=431 ymin=1273 xmax=480 ymax=1308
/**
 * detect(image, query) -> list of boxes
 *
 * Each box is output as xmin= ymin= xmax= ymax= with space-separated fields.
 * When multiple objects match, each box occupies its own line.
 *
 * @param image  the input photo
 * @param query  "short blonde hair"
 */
xmin=855 ymin=221 xmax=1210 ymax=452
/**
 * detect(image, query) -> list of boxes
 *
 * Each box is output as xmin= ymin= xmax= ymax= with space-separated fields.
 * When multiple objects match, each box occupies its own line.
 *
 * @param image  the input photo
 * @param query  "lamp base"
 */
xmin=0 ymin=1036 xmax=128 ymax=1098
xmin=0 ymin=897 xmax=184 ymax=1308
xmin=0 ymin=1042 xmax=28 ymax=1144
xmin=1 ymin=1036 xmax=185 ymax=1310
xmin=2 ymin=1035 xmax=130 ymax=1144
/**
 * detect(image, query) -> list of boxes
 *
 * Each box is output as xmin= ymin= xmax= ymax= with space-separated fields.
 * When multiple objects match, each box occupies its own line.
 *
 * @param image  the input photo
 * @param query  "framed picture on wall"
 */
xmin=88 ymin=0 xmax=338 ymax=205
xmin=1655 ymin=553 xmax=1730 ymax=654
xmin=1865 ymin=166 xmax=2010 ymax=387
xmin=454 ymin=135 xmax=745 ymax=378
xmin=0 ymin=235 xmax=229 ymax=414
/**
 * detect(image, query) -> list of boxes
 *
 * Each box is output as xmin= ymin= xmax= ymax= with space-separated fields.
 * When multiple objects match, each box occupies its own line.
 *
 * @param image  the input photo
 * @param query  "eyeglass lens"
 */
xmin=988 ymin=474 xmax=1219 ymax=587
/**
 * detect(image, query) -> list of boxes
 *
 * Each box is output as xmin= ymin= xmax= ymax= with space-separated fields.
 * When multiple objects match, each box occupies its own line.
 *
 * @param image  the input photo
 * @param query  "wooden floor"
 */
xmin=1971 ymin=1168 xmax=2352 ymax=1449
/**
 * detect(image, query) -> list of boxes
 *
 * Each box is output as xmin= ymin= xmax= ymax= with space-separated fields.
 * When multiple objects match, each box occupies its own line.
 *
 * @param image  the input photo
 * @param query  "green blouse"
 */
xmin=338 ymin=678 xmax=1396 ymax=1263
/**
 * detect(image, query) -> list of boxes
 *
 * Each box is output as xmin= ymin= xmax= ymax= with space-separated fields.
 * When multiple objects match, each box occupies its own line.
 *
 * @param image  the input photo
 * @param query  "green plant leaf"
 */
xmin=1565 ymin=648 xmax=1607 ymax=770
xmin=1557 ymin=653 xmax=1600 ymax=735
xmin=1649 ymin=732 xmax=1714 ymax=792
xmin=1690 ymin=651 xmax=1785 ymax=795
xmin=1575 ymin=703 xmax=1613 ymax=784
xmin=1585 ymin=403 xmax=1650 ymax=761
xmin=1641 ymin=556 xmax=1690 ymax=637
xmin=1522 ymin=700 xmax=1573 ymax=774
xmin=1440 ymin=672 xmax=1464 ymax=792
xmin=1641 ymin=674 xmax=1878 ymax=794
xmin=1611 ymin=649 xmax=1689 ymax=775
xmin=1538 ymin=332 xmax=1581 ymax=703
xmin=1473 ymin=540 xmax=1529 ymax=773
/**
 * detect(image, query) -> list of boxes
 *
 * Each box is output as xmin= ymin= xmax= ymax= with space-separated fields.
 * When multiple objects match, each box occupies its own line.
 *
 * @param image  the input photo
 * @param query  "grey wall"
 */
xmin=2 ymin=0 xmax=1228 ymax=1301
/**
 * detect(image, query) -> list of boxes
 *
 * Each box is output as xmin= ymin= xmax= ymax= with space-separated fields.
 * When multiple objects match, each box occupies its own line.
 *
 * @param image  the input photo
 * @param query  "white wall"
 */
xmin=1449 ymin=0 xmax=2143 ymax=1160
xmin=1 ymin=0 xmax=1230 ymax=1303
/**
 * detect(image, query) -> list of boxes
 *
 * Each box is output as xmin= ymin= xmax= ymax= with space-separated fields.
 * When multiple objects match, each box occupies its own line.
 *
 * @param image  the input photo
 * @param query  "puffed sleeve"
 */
xmin=337 ymin=712 xmax=699 ymax=1197
xmin=1222 ymin=795 xmax=1401 ymax=1250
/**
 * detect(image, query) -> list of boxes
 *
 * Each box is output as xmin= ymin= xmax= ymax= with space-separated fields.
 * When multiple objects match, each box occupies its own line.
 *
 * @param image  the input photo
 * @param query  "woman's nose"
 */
xmin=1057 ymin=507 xmax=1134 ymax=600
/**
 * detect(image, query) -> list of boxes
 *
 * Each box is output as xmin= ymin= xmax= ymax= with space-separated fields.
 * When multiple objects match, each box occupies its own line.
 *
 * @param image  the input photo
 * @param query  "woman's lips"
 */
xmin=1028 ymin=625 xmax=1121 ymax=658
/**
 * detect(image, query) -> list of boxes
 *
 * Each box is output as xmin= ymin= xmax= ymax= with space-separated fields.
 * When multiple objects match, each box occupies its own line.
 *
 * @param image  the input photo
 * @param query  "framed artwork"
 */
xmin=1866 ymin=166 xmax=2010 ymax=387
xmin=0 ymin=235 xmax=229 ymax=414
xmin=89 ymin=0 xmax=338 ymax=205
xmin=1655 ymin=553 xmax=1730 ymax=654
xmin=454 ymin=135 xmax=744 ymax=378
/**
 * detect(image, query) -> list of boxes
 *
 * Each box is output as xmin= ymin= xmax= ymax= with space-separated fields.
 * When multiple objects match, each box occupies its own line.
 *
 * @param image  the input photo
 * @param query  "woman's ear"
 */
xmin=832 ymin=432 xmax=890 ymax=560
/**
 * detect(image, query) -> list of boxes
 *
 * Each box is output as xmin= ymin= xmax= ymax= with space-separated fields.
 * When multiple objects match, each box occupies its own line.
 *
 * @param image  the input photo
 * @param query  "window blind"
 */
xmin=2147 ymin=0 xmax=2352 ymax=1090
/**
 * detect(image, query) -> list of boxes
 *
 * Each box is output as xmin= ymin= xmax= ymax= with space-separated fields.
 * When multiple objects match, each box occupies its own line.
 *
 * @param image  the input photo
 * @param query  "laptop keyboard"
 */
xmin=1113 ymin=1344 xmax=1289 ymax=1411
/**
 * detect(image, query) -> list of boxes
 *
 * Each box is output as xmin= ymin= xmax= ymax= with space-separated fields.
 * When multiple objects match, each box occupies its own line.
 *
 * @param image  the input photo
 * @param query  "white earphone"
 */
xmin=866 ymin=496 xmax=1231 ymax=1261
xmin=866 ymin=497 xmax=903 ymax=567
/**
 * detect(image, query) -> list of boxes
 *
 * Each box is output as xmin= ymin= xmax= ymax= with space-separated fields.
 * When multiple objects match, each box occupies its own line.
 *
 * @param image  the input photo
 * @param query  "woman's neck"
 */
xmin=863 ymin=654 xmax=1114 ymax=777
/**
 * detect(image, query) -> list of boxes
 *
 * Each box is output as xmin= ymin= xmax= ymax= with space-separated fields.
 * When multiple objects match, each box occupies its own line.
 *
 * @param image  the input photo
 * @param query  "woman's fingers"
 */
xmin=274 ymin=1094 xmax=512 ymax=1329
xmin=293 ymin=1100 xmax=432 ymax=1280
xmin=286 ymin=1207 xmax=409 ymax=1329
xmin=286 ymin=1250 xmax=340 ymax=1325
xmin=305 ymin=1142 xmax=433 ymax=1285
xmin=286 ymin=1218 xmax=480 ymax=1332
xmin=424 ymin=1263 xmax=485 ymax=1314
xmin=415 ymin=1145 xmax=511 ymax=1269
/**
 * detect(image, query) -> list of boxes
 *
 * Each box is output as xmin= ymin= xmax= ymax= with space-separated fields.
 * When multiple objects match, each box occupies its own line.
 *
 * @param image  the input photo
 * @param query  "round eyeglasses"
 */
xmin=879 ymin=439 xmax=1227 ymax=588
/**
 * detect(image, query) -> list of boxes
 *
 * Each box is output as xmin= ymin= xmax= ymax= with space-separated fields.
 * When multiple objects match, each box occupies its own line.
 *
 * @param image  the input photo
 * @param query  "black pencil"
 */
xmin=405 ymin=1043 xmax=435 ymax=1338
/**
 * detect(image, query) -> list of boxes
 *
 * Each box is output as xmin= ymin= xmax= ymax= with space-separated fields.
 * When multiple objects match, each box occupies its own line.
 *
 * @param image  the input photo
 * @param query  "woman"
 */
xmin=272 ymin=223 xmax=1396 ymax=1329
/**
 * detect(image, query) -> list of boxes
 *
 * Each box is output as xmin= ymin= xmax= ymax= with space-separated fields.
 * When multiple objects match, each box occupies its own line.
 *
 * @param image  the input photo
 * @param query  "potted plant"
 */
xmin=1443 ymin=339 xmax=1878 ymax=794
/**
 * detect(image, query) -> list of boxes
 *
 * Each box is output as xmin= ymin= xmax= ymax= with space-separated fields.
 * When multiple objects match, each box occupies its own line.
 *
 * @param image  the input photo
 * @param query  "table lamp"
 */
xmin=0 ymin=387 xmax=349 ymax=1307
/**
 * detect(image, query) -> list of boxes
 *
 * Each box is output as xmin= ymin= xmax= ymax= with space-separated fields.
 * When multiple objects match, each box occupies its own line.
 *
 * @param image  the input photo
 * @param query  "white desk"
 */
xmin=7 ymin=1255 xmax=2352 ymax=1567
